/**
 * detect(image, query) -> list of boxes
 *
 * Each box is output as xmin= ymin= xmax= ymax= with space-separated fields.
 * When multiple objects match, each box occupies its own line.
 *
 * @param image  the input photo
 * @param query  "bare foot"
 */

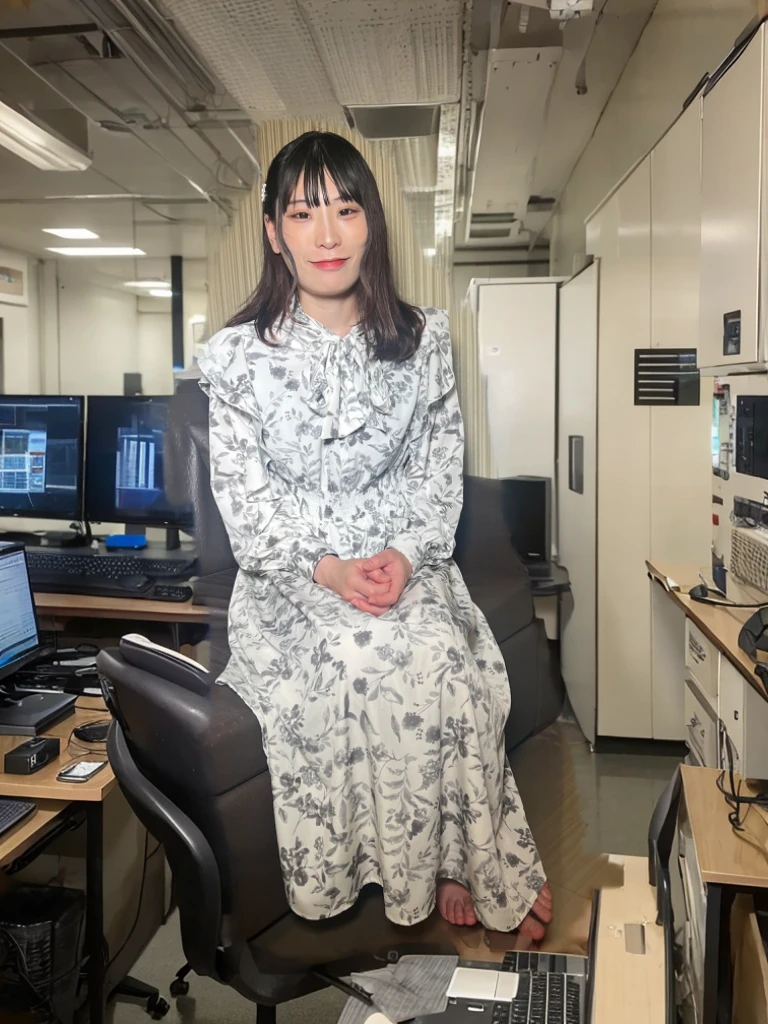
xmin=517 ymin=883 xmax=553 ymax=942
xmin=437 ymin=879 xmax=478 ymax=927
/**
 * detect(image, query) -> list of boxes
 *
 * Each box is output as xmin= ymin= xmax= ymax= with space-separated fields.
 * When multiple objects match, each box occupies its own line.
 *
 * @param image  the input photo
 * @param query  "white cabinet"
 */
xmin=471 ymin=279 xmax=560 ymax=481
xmin=593 ymin=162 xmax=654 ymax=738
xmin=650 ymin=99 xmax=713 ymax=571
xmin=569 ymin=105 xmax=712 ymax=740
xmin=652 ymin=99 xmax=702 ymax=353
xmin=699 ymin=25 xmax=766 ymax=372
xmin=558 ymin=264 xmax=598 ymax=745
xmin=718 ymin=659 xmax=768 ymax=778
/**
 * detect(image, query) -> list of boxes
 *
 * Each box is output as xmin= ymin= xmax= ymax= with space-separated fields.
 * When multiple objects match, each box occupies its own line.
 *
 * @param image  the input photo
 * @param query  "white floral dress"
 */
xmin=198 ymin=305 xmax=545 ymax=930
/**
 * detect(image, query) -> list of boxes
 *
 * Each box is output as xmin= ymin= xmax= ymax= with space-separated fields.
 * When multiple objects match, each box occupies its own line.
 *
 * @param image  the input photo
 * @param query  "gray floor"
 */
xmin=109 ymin=721 xmax=681 ymax=1024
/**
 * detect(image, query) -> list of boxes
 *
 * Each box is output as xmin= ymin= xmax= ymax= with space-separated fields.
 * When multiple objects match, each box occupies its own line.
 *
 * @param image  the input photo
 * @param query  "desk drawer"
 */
xmin=719 ymin=659 xmax=745 ymax=773
xmin=686 ymin=620 xmax=719 ymax=703
xmin=685 ymin=675 xmax=719 ymax=767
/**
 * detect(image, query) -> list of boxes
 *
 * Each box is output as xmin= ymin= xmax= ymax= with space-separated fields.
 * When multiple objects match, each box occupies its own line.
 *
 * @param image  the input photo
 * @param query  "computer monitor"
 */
xmin=0 ymin=396 xmax=84 ymax=521
xmin=84 ymin=395 xmax=194 ymax=529
xmin=0 ymin=543 xmax=75 ymax=734
xmin=0 ymin=544 xmax=42 ymax=681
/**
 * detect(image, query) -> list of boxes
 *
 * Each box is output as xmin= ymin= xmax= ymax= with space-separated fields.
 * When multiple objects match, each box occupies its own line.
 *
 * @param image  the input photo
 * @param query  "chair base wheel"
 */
xmin=170 ymin=978 xmax=190 ymax=997
xmin=147 ymin=994 xmax=171 ymax=1019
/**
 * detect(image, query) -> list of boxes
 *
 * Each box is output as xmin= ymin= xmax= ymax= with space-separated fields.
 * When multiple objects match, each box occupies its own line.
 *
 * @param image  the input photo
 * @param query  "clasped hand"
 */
xmin=313 ymin=548 xmax=412 ymax=617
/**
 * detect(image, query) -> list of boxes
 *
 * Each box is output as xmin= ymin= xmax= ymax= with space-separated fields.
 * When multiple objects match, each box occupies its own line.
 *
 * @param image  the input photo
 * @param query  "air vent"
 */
xmin=634 ymin=349 xmax=700 ymax=406
xmin=472 ymin=212 xmax=516 ymax=224
xmin=344 ymin=104 xmax=440 ymax=140
xmin=469 ymin=226 xmax=514 ymax=239
xmin=528 ymin=195 xmax=556 ymax=212
xmin=469 ymin=212 xmax=519 ymax=240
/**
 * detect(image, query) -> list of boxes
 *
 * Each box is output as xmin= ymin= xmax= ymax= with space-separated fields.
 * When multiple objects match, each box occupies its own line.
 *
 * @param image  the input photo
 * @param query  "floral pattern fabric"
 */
xmin=198 ymin=305 xmax=544 ymax=930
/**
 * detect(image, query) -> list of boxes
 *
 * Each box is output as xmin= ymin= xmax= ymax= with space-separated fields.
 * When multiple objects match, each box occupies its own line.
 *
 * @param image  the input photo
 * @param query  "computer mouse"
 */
xmin=364 ymin=1015 xmax=395 ymax=1024
xmin=119 ymin=574 xmax=152 ymax=592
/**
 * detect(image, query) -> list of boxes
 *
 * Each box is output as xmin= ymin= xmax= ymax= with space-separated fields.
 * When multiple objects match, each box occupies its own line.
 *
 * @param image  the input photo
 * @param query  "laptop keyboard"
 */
xmin=494 ymin=969 xmax=582 ymax=1024
xmin=502 ymin=951 xmax=578 ymax=975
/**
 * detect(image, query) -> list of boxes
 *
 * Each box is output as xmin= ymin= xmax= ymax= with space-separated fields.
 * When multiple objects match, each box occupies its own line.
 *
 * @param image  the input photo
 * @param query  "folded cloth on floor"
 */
xmin=338 ymin=955 xmax=459 ymax=1024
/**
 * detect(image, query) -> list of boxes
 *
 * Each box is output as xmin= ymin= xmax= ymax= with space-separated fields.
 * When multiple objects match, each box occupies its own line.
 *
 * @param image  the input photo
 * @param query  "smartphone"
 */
xmin=56 ymin=760 xmax=108 ymax=783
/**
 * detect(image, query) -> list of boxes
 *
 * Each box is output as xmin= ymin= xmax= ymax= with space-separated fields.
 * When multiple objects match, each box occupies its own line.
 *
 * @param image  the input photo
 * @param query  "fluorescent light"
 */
xmin=47 ymin=247 xmax=146 ymax=257
xmin=43 ymin=228 xmax=99 ymax=240
xmin=124 ymin=280 xmax=168 ymax=288
xmin=150 ymin=289 xmax=173 ymax=298
xmin=0 ymin=93 xmax=91 ymax=172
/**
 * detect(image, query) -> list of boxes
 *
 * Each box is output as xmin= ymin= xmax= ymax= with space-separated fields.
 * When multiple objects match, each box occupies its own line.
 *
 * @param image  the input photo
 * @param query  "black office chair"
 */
xmin=647 ymin=764 xmax=682 ymax=1024
xmin=97 ymin=636 xmax=454 ymax=1022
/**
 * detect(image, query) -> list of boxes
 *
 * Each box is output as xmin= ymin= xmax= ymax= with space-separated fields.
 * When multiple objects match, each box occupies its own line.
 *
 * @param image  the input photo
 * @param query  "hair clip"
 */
xmin=261 ymin=182 xmax=267 ymax=203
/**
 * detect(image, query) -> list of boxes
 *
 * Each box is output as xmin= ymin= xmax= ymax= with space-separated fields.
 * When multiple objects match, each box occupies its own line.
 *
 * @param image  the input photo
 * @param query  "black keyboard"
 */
xmin=27 ymin=572 xmax=194 ymax=602
xmin=26 ymin=552 xmax=196 ymax=580
xmin=0 ymin=798 xmax=36 ymax=838
xmin=493 ymin=971 xmax=582 ymax=1024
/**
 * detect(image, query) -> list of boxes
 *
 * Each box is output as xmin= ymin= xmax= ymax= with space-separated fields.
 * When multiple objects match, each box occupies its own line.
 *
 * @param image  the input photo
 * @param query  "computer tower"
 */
xmin=499 ymin=476 xmax=552 ymax=576
xmin=0 ymin=885 xmax=85 ymax=1024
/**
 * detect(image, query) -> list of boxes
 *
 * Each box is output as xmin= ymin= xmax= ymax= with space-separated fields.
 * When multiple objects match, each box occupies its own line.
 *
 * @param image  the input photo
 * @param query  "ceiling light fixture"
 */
xmin=124 ymin=280 xmax=168 ymax=288
xmin=0 ymin=93 xmax=92 ymax=172
xmin=150 ymin=289 xmax=173 ymax=298
xmin=43 ymin=228 xmax=99 ymax=240
xmin=47 ymin=247 xmax=146 ymax=257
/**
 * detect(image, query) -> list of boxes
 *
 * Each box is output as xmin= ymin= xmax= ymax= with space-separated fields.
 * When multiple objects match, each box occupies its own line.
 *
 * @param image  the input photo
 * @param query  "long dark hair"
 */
xmin=227 ymin=131 xmax=425 ymax=362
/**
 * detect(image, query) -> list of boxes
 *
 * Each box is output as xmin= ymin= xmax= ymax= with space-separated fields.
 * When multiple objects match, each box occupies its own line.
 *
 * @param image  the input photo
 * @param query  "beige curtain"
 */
xmin=207 ymin=118 xmax=491 ymax=475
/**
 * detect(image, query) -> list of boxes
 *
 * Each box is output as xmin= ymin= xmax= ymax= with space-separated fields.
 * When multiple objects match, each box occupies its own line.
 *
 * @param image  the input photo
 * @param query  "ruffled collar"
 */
xmin=288 ymin=302 xmax=393 ymax=440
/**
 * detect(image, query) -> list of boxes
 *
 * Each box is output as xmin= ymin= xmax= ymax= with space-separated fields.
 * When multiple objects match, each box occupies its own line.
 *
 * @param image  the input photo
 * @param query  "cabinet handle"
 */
xmin=734 ymin=710 xmax=739 ymax=721
xmin=569 ymin=436 xmax=584 ymax=494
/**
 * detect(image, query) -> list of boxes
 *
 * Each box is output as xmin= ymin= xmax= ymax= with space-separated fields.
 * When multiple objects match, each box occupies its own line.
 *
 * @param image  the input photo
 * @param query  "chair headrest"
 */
xmin=118 ymin=634 xmax=211 ymax=696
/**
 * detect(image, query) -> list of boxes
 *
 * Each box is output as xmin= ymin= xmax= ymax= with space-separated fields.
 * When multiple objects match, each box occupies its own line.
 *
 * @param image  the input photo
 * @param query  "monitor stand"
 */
xmin=0 ymin=523 xmax=93 ymax=549
xmin=125 ymin=524 xmax=181 ymax=551
xmin=0 ymin=684 xmax=77 ymax=736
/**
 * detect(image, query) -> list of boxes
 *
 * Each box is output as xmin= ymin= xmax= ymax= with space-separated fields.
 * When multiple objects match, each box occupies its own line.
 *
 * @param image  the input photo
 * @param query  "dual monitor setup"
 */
xmin=0 ymin=394 xmax=192 ymax=541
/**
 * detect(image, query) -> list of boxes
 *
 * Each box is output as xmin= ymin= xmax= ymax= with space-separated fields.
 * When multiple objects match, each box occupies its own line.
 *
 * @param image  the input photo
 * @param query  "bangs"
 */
xmin=277 ymin=137 xmax=362 ymax=212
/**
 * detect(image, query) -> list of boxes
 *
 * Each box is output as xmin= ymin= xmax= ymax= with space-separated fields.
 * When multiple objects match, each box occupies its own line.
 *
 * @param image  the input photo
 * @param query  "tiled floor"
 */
xmin=109 ymin=721 xmax=681 ymax=1023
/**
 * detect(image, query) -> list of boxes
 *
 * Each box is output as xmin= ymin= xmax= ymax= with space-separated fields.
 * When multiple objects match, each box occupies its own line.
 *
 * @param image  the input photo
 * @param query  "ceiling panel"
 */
xmin=300 ymin=0 xmax=463 ymax=106
xmin=471 ymin=47 xmax=562 ymax=219
xmin=161 ymin=0 xmax=340 ymax=120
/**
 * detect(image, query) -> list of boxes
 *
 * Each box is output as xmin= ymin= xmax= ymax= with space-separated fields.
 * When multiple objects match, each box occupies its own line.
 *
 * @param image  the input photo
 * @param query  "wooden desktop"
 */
xmin=0 ymin=588 xmax=208 ymax=1023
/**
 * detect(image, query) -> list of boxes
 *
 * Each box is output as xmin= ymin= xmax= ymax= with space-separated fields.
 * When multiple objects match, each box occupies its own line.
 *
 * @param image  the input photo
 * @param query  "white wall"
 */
xmin=0 ymin=255 xmax=41 ymax=394
xmin=137 ymin=311 xmax=174 ymax=394
xmin=551 ymin=0 xmax=761 ymax=275
xmin=57 ymin=264 xmax=140 ymax=396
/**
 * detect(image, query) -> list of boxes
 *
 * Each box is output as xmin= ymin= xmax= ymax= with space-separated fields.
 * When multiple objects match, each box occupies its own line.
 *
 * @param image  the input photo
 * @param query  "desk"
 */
xmin=0 ymin=799 xmax=69 ymax=870
xmin=34 ymin=590 xmax=208 ymax=630
xmin=678 ymin=764 xmax=768 ymax=1024
xmin=647 ymin=561 xmax=768 ymax=779
xmin=647 ymin=561 xmax=763 ymax=698
xmin=0 ymin=700 xmax=126 ymax=1024
xmin=592 ymin=855 xmax=665 ymax=1023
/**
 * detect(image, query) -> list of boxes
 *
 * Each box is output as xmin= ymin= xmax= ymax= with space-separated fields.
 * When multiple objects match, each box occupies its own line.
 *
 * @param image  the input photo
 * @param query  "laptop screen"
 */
xmin=0 ymin=544 xmax=40 ymax=682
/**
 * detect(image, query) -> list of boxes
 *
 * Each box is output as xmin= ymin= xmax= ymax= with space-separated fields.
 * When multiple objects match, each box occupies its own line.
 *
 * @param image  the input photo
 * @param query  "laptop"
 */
xmin=412 ymin=893 xmax=599 ymax=1024
xmin=0 ymin=543 xmax=76 ymax=735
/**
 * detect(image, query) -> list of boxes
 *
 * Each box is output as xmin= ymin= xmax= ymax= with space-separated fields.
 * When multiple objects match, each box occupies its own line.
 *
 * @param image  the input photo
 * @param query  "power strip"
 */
xmin=731 ymin=526 xmax=768 ymax=594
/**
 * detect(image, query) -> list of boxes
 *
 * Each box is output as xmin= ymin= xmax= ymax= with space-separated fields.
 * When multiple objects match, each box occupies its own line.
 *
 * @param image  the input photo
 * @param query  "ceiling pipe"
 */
xmin=76 ymin=0 xmax=252 ymax=188
xmin=0 ymin=24 xmax=98 ymax=39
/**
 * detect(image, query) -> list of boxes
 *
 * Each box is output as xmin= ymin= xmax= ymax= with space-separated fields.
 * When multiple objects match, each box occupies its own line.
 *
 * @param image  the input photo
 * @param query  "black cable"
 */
xmin=0 ymin=924 xmax=67 ymax=1024
xmin=104 ymin=829 xmax=163 ymax=971
xmin=716 ymin=734 xmax=768 ymax=832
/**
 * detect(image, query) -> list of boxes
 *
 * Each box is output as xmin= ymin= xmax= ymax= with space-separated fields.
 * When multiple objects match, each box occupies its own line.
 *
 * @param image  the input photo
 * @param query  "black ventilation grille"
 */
xmin=634 ymin=349 xmax=700 ymax=406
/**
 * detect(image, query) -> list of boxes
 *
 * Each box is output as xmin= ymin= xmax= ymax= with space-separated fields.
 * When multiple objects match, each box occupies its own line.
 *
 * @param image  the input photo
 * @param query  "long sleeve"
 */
xmin=200 ymin=330 xmax=336 ymax=579
xmin=390 ymin=312 xmax=464 ymax=575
